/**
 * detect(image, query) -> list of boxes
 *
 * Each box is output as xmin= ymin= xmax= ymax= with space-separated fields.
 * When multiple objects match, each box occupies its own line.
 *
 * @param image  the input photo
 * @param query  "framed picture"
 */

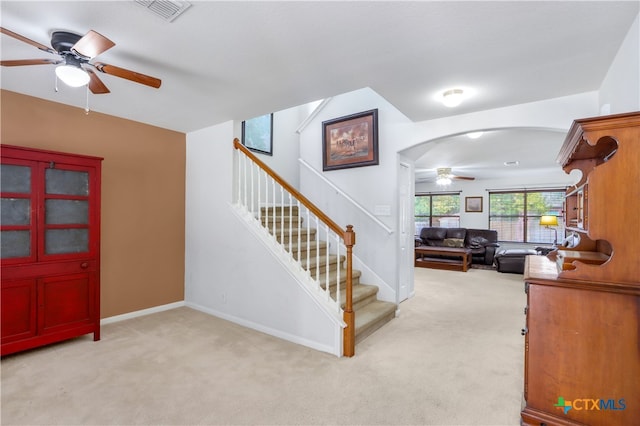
xmin=242 ymin=113 xmax=273 ymax=155
xmin=465 ymin=196 xmax=483 ymax=213
xmin=322 ymin=109 xmax=378 ymax=171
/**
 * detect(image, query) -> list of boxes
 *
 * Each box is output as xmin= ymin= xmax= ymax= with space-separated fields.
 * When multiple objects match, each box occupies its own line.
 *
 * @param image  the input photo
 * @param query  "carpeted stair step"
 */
xmin=340 ymin=283 xmax=380 ymax=311
xmin=272 ymin=227 xmax=317 ymax=244
xmin=299 ymin=254 xmax=343 ymax=275
xmin=261 ymin=215 xmax=303 ymax=228
xmin=316 ymin=283 xmax=378 ymax=312
xmin=354 ymin=300 xmax=397 ymax=344
xmin=261 ymin=203 xmax=397 ymax=350
xmin=283 ymin=240 xmax=328 ymax=260
xmin=261 ymin=205 xmax=299 ymax=217
xmin=312 ymin=284 xmax=378 ymax=315
xmin=316 ymin=268 xmax=362 ymax=289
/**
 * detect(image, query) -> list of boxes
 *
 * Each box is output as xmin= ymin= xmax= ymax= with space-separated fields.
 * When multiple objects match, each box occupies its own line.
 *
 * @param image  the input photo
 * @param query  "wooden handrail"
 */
xmin=234 ymin=138 xmax=347 ymax=239
xmin=233 ymin=138 xmax=356 ymax=356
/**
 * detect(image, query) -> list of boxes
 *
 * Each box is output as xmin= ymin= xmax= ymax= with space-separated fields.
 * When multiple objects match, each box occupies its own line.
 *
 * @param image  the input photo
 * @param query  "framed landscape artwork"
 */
xmin=322 ymin=109 xmax=379 ymax=171
xmin=465 ymin=196 xmax=483 ymax=213
xmin=242 ymin=113 xmax=273 ymax=155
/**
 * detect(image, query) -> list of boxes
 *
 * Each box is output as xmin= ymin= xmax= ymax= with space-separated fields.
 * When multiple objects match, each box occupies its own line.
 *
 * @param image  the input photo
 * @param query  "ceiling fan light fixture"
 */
xmin=55 ymin=65 xmax=90 ymax=87
xmin=441 ymin=89 xmax=464 ymax=107
xmin=436 ymin=167 xmax=453 ymax=186
xmin=436 ymin=176 xmax=452 ymax=186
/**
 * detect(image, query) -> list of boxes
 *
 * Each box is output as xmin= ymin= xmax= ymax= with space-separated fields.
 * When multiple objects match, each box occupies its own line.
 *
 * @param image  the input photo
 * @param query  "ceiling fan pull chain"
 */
xmin=85 ymin=85 xmax=90 ymax=115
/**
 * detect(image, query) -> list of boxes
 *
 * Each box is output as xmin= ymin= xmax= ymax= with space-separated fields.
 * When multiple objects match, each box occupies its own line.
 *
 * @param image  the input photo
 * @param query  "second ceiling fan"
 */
xmin=0 ymin=26 xmax=161 ymax=94
xmin=436 ymin=167 xmax=475 ymax=185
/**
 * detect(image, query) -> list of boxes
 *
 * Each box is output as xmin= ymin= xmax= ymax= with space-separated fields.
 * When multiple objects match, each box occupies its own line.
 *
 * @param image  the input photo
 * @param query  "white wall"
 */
xmin=185 ymin=120 xmax=341 ymax=356
xmin=299 ymin=88 xmax=414 ymax=300
xmin=599 ymin=13 xmax=640 ymax=114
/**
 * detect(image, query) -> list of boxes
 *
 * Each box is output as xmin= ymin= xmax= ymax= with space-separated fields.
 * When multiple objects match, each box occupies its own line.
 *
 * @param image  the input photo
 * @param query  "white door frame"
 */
xmin=397 ymin=160 xmax=415 ymax=302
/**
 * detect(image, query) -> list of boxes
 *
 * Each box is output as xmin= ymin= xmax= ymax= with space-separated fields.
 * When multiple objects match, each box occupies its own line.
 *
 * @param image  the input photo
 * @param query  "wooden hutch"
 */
xmin=1 ymin=145 xmax=102 ymax=356
xmin=521 ymin=112 xmax=639 ymax=426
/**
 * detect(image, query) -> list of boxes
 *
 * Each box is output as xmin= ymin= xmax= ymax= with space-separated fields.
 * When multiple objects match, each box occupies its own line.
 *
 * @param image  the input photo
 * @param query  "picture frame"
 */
xmin=465 ymin=196 xmax=483 ymax=213
xmin=322 ymin=109 xmax=379 ymax=171
xmin=242 ymin=113 xmax=273 ymax=155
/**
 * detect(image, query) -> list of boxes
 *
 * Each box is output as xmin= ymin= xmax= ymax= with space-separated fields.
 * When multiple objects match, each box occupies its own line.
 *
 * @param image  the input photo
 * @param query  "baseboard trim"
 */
xmin=185 ymin=301 xmax=341 ymax=357
xmin=100 ymin=301 xmax=186 ymax=325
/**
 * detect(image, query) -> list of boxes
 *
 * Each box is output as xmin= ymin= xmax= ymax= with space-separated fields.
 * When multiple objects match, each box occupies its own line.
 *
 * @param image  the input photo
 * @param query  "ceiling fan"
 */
xmin=435 ymin=167 xmax=475 ymax=185
xmin=0 ymin=27 xmax=161 ymax=94
xmin=437 ymin=167 xmax=475 ymax=181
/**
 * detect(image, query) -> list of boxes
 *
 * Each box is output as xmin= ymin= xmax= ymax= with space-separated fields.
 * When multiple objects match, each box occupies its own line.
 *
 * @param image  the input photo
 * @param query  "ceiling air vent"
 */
xmin=135 ymin=0 xmax=192 ymax=22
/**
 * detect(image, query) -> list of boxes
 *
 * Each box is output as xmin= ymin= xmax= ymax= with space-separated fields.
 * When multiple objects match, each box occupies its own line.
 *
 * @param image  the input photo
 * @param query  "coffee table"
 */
xmin=415 ymin=246 xmax=472 ymax=272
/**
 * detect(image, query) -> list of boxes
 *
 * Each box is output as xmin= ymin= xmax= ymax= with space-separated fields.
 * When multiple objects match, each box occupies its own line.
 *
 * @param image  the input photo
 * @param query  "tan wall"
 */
xmin=1 ymin=90 xmax=185 ymax=318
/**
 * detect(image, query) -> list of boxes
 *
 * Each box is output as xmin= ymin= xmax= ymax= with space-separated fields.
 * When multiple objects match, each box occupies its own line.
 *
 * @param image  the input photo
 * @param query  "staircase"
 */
xmin=234 ymin=138 xmax=396 ymax=355
xmin=262 ymin=206 xmax=396 ymax=345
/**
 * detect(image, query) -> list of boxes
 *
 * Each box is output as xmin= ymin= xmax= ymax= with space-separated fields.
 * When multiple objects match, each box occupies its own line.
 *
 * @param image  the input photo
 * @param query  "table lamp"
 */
xmin=540 ymin=215 xmax=558 ymax=246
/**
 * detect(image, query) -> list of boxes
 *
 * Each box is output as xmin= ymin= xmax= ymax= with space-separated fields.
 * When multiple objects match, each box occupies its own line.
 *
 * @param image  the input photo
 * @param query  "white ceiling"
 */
xmin=1 ymin=1 xmax=638 ymax=181
xmin=411 ymin=128 xmax=569 ymax=183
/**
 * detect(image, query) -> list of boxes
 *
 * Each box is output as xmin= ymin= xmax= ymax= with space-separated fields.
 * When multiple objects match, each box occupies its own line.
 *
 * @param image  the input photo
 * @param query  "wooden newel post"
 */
xmin=343 ymin=225 xmax=356 ymax=357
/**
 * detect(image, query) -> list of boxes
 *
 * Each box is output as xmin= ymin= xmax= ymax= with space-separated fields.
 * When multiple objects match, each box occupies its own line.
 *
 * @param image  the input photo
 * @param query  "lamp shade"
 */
xmin=55 ymin=65 xmax=90 ymax=87
xmin=540 ymin=215 xmax=558 ymax=226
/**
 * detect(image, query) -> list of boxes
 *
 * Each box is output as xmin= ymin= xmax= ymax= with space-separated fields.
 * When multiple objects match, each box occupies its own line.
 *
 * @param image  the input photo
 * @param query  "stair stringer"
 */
xmin=229 ymin=203 xmax=346 ymax=354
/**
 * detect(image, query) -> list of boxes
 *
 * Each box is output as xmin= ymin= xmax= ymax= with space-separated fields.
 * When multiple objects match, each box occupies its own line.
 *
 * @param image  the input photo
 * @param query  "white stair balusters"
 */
xmin=233 ymin=138 xmax=357 ymax=356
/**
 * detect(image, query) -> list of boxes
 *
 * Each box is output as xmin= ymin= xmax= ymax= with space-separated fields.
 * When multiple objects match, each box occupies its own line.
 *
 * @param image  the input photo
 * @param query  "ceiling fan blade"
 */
xmin=93 ymin=62 xmax=161 ymax=88
xmin=71 ymin=30 xmax=115 ymax=59
xmin=0 ymin=27 xmax=55 ymax=54
xmin=1 ymin=58 xmax=61 ymax=66
xmin=86 ymin=68 xmax=110 ymax=94
xmin=452 ymin=175 xmax=475 ymax=181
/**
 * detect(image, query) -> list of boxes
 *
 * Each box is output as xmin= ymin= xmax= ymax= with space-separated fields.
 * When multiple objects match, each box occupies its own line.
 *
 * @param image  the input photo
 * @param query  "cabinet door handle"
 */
xmin=80 ymin=262 xmax=89 ymax=269
xmin=521 ymin=327 xmax=528 ymax=336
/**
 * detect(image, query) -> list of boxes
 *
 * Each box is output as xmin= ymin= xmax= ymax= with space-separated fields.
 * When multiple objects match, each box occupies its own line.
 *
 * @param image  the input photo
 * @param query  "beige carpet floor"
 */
xmin=1 ymin=267 xmax=525 ymax=425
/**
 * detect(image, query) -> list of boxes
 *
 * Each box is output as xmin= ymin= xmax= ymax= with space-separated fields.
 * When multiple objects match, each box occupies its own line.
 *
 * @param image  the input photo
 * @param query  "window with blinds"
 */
xmin=489 ymin=190 xmax=565 ymax=243
xmin=414 ymin=193 xmax=460 ymax=234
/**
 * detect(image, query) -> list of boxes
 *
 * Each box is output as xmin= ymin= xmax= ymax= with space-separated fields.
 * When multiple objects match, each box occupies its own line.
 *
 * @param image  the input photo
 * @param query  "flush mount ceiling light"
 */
xmin=55 ymin=64 xmax=90 ymax=87
xmin=467 ymin=131 xmax=484 ymax=139
xmin=441 ymin=89 xmax=464 ymax=107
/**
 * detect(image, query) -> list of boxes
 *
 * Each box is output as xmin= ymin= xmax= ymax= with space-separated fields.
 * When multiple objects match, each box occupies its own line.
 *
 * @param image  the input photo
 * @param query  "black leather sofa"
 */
xmin=416 ymin=227 xmax=500 ymax=265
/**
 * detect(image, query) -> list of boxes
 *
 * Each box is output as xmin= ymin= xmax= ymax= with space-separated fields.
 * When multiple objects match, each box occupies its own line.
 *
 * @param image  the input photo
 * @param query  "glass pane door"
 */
xmin=0 ymin=162 xmax=35 ymax=261
xmin=42 ymin=165 xmax=92 ymax=257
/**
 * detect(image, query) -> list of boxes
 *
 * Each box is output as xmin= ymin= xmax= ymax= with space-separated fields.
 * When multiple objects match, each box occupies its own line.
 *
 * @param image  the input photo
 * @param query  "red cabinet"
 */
xmin=1 ymin=145 xmax=102 ymax=355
